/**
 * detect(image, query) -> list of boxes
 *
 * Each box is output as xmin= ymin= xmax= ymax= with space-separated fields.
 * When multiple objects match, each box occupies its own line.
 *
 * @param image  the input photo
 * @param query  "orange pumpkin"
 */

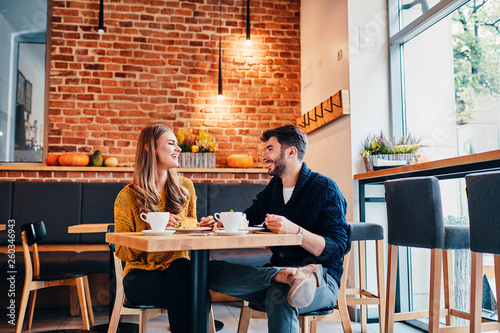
xmin=227 ymin=154 xmax=253 ymax=168
xmin=58 ymin=153 xmax=90 ymax=166
xmin=45 ymin=154 xmax=60 ymax=166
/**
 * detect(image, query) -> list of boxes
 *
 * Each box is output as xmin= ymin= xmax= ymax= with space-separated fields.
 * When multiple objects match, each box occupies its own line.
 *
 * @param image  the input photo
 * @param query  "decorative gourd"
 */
xmin=59 ymin=153 xmax=90 ymax=166
xmin=45 ymin=154 xmax=60 ymax=166
xmin=104 ymin=157 xmax=119 ymax=167
xmin=227 ymin=154 xmax=253 ymax=168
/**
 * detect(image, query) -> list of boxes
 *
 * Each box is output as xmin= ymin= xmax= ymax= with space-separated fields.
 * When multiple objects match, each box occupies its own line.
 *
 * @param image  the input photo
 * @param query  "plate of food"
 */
xmin=166 ymin=226 xmax=212 ymax=233
xmin=142 ymin=230 xmax=176 ymax=236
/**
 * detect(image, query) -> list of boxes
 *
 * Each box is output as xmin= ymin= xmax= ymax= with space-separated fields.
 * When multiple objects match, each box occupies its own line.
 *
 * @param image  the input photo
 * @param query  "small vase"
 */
xmin=365 ymin=153 xmax=416 ymax=172
xmin=179 ymin=152 xmax=215 ymax=168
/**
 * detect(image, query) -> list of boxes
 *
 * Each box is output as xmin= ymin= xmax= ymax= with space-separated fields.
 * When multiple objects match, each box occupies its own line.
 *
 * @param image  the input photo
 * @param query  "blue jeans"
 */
xmin=208 ymin=260 xmax=339 ymax=333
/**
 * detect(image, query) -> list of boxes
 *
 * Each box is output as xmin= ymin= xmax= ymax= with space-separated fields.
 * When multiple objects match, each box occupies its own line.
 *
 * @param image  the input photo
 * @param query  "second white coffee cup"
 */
xmin=214 ymin=211 xmax=244 ymax=232
xmin=140 ymin=212 xmax=170 ymax=232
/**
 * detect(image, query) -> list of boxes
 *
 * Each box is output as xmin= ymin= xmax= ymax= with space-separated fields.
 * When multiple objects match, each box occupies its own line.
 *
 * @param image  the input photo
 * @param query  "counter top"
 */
xmin=354 ymin=150 xmax=500 ymax=182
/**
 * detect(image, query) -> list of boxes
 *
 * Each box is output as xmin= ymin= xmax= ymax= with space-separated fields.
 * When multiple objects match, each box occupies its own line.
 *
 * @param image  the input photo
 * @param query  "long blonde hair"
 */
xmin=132 ymin=124 xmax=189 ymax=213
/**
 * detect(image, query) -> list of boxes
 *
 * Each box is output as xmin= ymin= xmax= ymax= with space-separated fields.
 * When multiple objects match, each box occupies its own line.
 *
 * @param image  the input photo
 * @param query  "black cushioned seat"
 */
xmin=0 ymin=251 xmax=77 ymax=277
xmin=80 ymin=182 xmax=127 ymax=244
xmin=68 ymin=251 xmax=110 ymax=274
xmin=384 ymin=176 xmax=470 ymax=333
xmin=349 ymin=222 xmax=383 ymax=241
xmin=465 ymin=170 xmax=500 ymax=332
xmin=206 ymin=183 xmax=265 ymax=216
xmin=11 ymin=182 xmax=82 ymax=245
xmin=0 ymin=181 xmax=13 ymax=246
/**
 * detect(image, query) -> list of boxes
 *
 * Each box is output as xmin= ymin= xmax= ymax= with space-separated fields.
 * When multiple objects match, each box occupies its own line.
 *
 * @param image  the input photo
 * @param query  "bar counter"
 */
xmin=354 ymin=150 xmax=500 ymax=221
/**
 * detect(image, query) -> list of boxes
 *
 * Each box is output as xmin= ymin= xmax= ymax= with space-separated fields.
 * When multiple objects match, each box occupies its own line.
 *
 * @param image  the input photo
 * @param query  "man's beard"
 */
xmin=268 ymin=150 xmax=286 ymax=177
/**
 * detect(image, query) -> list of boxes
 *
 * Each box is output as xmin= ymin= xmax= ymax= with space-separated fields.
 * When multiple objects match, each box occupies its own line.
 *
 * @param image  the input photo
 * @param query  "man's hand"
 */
xmin=265 ymin=214 xmax=299 ymax=234
xmin=199 ymin=215 xmax=216 ymax=228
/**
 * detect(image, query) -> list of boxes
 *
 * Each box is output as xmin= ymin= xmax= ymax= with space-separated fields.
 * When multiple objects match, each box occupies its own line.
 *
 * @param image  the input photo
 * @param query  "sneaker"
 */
xmin=286 ymin=264 xmax=322 ymax=308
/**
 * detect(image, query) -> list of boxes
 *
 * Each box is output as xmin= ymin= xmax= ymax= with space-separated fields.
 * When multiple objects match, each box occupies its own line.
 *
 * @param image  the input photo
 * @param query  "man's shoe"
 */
xmin=287 ymin=264 xmax=322 ymax=308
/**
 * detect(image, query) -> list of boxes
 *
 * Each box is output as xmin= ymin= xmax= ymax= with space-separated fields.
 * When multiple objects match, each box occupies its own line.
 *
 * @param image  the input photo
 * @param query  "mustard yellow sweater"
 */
xmin=114 ymin=177 xmax=197 ymax=278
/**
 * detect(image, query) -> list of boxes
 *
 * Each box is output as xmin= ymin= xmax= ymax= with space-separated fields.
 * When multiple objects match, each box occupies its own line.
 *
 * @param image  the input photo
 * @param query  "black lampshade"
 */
xmin=98 ymin=0 xmax=104 ymax=34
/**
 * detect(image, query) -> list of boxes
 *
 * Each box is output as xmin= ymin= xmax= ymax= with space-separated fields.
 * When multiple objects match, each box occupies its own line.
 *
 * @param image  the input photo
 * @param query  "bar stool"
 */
xmin=384 ymin=176 xmax=470 ymax=333
xmin=465 ymin=171 xmax=500 ymax=333
xmin=346 ymin=222 xmax=385 ymax=333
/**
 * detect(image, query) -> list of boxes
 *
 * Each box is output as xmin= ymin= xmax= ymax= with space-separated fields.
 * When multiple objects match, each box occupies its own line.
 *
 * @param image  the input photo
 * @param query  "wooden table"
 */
xmin=68 ymin=223 xmax=113 ymax=234
xmin=106 ymin=231 xmax=302 ymax=333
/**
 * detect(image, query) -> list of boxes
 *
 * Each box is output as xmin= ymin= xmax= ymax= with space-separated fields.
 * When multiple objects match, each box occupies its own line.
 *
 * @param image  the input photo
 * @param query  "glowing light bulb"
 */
xmin=217 ymin=94 xmax=224 ymax=102
xmin=245 ymin=39 xmax=252 ymax=47
xmin=98 ymin=29 xmax=104 ymax=35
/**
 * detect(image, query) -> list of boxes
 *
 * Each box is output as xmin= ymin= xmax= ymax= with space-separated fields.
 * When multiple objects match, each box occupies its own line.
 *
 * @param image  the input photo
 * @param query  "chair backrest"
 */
xmin=20 ymin=221 xmax=47 ymax=278
xmin=465 ymin=170 xmax=500 ymax=255
xmin=384 ymin=176 xmax=445 ymax=249
xmin=21 ymin=220 xmax=47 ymax=245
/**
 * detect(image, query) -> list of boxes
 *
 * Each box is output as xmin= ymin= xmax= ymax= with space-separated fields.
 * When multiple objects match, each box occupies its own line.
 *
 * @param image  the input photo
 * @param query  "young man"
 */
xmin=208 ymin=125 xmax=349 ymax=333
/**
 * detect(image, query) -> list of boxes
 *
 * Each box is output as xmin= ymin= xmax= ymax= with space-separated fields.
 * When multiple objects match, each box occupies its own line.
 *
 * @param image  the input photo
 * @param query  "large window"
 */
xmin=388 ymin=0 xmax=499 ymax=328
xmin=0 ymin=0 xmax=50 ymax=163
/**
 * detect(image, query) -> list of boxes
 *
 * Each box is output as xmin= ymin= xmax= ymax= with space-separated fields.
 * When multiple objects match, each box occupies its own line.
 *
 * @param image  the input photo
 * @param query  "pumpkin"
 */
xmin=227 ymin=154 xmax=253 ymax=168
xmin=45 ymin=154 xmax=60 ymax=166
xmin=59 ymin=153 xmax=90 ymax=166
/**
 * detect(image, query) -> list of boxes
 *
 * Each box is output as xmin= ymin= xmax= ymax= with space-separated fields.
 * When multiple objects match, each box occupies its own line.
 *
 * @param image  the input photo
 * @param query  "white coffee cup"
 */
xmin=140 ymin=212 xmax=170 ymax=232
xmin=214 ymin=211 xmax=245 ymax=232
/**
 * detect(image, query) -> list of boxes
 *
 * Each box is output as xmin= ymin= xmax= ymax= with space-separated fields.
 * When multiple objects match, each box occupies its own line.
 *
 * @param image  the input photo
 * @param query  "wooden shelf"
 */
xmin=0 ymin=165 xmax=268 ymax=173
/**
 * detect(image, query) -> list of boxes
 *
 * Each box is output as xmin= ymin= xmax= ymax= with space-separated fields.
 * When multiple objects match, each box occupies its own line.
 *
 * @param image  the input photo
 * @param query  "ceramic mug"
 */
xmin=140 ymin=212 xmax=170 ymax=232
xmin=214 ymin=211 xmax=245 ymax=232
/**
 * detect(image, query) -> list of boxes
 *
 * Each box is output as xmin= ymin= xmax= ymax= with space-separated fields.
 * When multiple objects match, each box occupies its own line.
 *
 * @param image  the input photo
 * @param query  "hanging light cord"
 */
xmin=217 ymin=0 xmax=223 ymax=100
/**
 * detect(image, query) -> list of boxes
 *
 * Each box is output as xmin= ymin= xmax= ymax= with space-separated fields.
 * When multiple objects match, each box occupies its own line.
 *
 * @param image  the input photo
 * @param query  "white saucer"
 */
xmin=240 ymin=227 xmax=265 ymax=233
xmin=166 ymin=227 xmax=212 ymax=233
xmin=142 ymin=230 xmax=175 ymax=236
xmin=215 ymin=230 xmax=249 ymax=236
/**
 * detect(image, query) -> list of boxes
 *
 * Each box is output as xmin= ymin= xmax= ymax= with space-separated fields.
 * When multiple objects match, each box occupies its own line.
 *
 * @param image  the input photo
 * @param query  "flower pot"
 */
xmin=179 ymin=152 xmax=215 ymax=168
xmin=365 ymin=153 xmax=416 ymax=172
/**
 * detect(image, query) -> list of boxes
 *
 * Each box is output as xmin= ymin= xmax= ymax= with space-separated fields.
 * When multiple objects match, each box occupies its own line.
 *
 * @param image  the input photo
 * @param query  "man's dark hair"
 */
xmin=261 ymin=125 xmax=308 ymax=161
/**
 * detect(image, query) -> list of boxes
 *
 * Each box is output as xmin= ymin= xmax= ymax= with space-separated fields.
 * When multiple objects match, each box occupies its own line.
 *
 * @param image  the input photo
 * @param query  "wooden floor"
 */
xmin=0 ymin=302 xmax=425 ymax=333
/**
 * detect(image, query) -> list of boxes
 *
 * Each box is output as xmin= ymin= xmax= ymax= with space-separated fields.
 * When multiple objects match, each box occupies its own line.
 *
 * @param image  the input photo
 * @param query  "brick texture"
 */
xmin=48 ymin=0 xmax=301 ymax=168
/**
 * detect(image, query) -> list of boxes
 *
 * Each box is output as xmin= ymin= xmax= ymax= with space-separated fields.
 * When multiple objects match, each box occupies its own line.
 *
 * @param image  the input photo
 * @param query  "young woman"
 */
xmin=114 ymin=124 xmax=215 ymax=332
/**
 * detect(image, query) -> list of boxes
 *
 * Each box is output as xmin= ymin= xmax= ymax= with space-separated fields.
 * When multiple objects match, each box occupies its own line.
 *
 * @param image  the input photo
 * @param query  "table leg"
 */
xmin=190 ymin=249 xmax=209 ymax=333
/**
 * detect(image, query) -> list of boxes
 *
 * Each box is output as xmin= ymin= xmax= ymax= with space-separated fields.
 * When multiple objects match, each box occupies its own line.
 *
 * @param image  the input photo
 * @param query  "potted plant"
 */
xmin=362 ymin=132 xmax=420 ymax=172
xmin=175 ymin=129 xmax=217 ymax=168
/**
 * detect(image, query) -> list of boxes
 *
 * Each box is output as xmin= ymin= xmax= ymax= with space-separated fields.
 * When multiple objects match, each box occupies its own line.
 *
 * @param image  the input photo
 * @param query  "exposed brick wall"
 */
xmin=48 ymin=0 xmax=301 ymax=168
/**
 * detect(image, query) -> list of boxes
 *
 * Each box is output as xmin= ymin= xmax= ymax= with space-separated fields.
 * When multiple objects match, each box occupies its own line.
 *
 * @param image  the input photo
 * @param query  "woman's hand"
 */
xmin=199 ymin=215 xmax=216 ymax=228
xmin=167 ymin=214 xmax=182 ymax=228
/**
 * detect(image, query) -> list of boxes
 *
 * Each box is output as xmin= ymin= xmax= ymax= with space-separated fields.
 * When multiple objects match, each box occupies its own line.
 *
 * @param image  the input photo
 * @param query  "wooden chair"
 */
xmin=465 ymin=171 xmax=500 ymax=333
xmin=108 ymin=225 xmax=216 ymax=333
xmin=345 ymin=222 xmax=385 ymax=333
xmin=384 ymin=177 xmax=470 ymax=333
xmin=16 ymin=220 xmax=93 ymax=333
xmin=237 ymin=225 xmax=353 ymax=333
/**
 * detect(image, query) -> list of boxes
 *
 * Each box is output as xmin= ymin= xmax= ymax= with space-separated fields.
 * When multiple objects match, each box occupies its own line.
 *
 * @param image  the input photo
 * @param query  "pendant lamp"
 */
xmin=98 ymin=0 xmax=104 ymax=34
xmin=245 ymin=0 xmax=251 ymax=46
xmin=217 ymin=0 xmax=224 ymax=101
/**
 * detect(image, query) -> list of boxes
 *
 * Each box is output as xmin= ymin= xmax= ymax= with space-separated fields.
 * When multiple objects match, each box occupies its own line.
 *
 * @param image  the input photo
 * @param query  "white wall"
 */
xmin=301 ymin=0 xmax=353 ymax=220
xmin=301 ymin=0 xmax=390 ymax=223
